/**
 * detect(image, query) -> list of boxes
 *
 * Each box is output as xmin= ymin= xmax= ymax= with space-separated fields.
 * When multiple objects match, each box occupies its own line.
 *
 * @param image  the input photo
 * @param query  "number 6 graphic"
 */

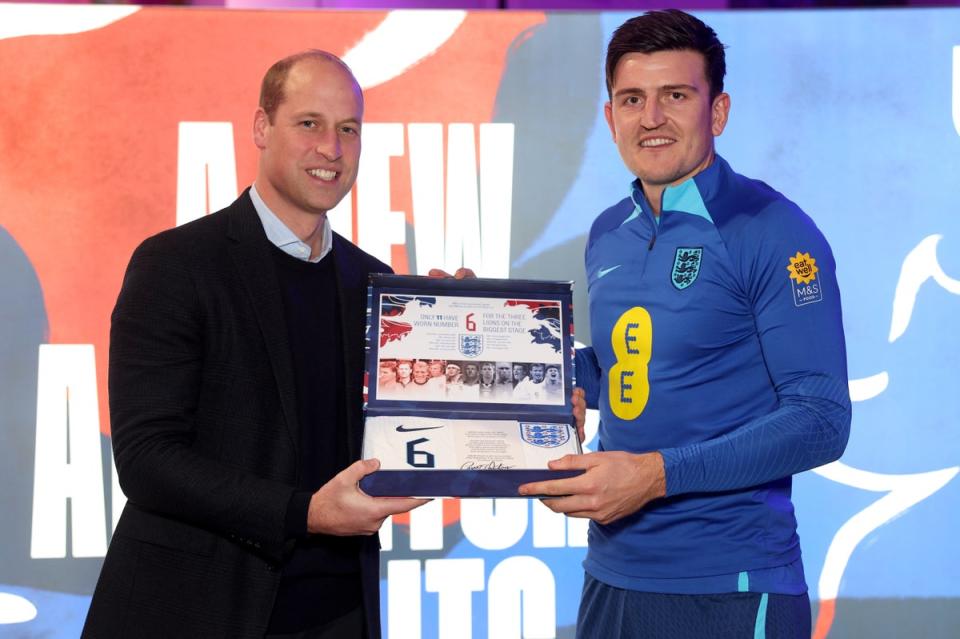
xmin=406 ymin=437 xmax=436 ymax=468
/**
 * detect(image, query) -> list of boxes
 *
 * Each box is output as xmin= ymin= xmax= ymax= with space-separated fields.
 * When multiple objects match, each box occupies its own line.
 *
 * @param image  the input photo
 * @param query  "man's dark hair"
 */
xmin=259 ymin=49 xmax=358 ymax=124
xmin=605 ymin=10 xmax=726 ymax=100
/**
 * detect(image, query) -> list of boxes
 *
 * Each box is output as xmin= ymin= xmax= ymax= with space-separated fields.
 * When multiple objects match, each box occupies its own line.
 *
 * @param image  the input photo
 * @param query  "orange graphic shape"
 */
xmin=0 ymin=7 xmax=543 ymax=436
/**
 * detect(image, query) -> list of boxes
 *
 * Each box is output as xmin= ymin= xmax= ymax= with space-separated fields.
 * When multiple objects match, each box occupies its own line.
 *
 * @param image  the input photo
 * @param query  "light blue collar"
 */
xmin=626 ymin=154 xmax=726 ymax=225
xmin=662 ymin=178 xmax=711 ymax=223
xmin=249 ymin=183 xmax=332 ymax=262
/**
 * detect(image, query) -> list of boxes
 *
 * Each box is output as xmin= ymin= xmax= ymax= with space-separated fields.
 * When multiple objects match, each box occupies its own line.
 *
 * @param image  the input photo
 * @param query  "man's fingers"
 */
xmin=546 ymin=455 xmax=574 ymax=470
xmin=427 ymin=267 xmax=477 ymax=279
xmin=342 ymin=458 xmax=380 ymax=482
xmin=539 ymin=495 xmax=597 ymax=517
xmin=540 ymin=492 xmax=612 ymax=521
xmin=377 ymin=497 xmax=431 ymax=515
xmin=546 ymin=505 xmax=596 ymax=520
xmin=547 ymin=453 xmax=596 ymax=471
xmin=518 ymin=474 xmax=582 ymax=497
xmin=538 ymin=496 xmax=569 ymax=514
xmin=571 ymin=387 xmax=587 ymax=442
xmin=454 ymin=267 xmax=476 ymax=279
xmin=516 ymin=455 xmax=595 ymax=497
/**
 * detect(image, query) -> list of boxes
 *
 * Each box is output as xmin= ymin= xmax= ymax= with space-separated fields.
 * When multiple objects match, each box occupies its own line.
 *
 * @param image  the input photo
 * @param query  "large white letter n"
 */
xmin=176 ymin=122 xmax=239 ymax=227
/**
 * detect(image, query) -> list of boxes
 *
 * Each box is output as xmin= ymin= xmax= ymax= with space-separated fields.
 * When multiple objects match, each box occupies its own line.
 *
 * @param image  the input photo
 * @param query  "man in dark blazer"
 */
xmin=82 ymin=50 xmax=427 ymax=639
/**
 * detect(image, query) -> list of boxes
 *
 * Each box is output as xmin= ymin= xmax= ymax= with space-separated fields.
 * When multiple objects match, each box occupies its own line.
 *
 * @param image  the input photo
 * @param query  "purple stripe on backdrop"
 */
xmin=206 ymin=0 xmax=960 ymax=10
xmin=24 ymin=0 xmax=959 ymax=9
xmin=310 ymin=0 xmax=730 ymax=7
xmin=220 ymin=0 xmax=730 ymax=9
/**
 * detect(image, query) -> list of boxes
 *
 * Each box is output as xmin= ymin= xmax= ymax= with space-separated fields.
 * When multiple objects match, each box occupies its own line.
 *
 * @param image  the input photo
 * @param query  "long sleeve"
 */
xmin=661 ymin=199 xmax=851 ymax=496
xmin=110 ymin=233 xmax=295 ymax=561
xmin=575 ymin=346 xmax=602 ymax=410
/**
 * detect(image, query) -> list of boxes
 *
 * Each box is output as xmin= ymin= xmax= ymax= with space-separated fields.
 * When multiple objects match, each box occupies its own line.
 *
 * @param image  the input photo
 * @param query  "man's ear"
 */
xmin=253 ymin=107 xmax=270 ymax=150
xmin=604 ymin=101 xmax=617 ymax=142
xmin=711 ymin=93 xmax=730 ymax=137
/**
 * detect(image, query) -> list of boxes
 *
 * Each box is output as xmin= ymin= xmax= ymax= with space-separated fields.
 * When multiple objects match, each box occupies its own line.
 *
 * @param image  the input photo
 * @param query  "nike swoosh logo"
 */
xmin=597 ymin=265 xmax=621 ymax=278
xmin=395 ymin=425 xmax=444 ymax=433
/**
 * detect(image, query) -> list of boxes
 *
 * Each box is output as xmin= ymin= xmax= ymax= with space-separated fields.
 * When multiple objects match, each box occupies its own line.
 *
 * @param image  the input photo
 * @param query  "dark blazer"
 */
xmin=82 ymin=191 xmax=389 ymax=638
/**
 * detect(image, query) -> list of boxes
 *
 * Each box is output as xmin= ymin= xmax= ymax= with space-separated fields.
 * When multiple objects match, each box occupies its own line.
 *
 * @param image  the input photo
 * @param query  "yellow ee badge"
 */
xmin=787 ymin=251 xmax=823 ymax=306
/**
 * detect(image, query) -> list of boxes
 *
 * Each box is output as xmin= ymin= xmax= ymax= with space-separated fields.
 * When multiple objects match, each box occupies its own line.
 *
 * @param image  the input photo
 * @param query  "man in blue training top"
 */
xmin=519 ymin=10 xmax=851 ymax=638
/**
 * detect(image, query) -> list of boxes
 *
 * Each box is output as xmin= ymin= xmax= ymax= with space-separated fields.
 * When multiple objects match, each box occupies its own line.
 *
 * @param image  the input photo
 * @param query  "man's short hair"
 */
xmin=605 ymin=9 xmax=726 ymax=100
xmin=259 ymin=49 xmax=359 ymax=124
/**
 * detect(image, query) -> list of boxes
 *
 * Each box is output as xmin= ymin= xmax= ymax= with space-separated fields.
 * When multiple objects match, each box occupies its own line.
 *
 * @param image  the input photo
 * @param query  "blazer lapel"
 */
xmin=226 ymin=192 xmax=300 ymax=462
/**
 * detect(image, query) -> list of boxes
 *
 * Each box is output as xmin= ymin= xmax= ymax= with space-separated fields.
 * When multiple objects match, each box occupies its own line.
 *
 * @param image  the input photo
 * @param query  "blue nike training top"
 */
xmin=575 ymin=155 xmax=851 ymax=594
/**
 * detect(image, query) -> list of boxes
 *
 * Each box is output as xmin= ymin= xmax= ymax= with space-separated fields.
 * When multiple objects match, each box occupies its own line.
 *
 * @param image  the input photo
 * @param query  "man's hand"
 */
xmin=307 ymin=459 xmax=429 ymax=536
xmin=427 ymin=267 xmax=477 ymax=279
xmin=571 ymin=387 xmax=587 ymax=442
xmin=517 ymin=451 xmax=666 ymax=525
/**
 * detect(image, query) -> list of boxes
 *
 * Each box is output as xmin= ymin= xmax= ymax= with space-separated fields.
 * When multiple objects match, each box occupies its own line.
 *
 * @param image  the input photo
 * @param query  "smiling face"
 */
xmin=604 ymin=49 xmax=729 ymax=212
xmin=545 ymin=365 xmax=560 ymax=382
xmin=530 ymin=363 xmax=545 ymax=383
xmin=412 ymin=361 xmax=430 ymax=384
xmin=254 ymin=57 xmax=363 ymax=225
xmin=429 ymin=361 xmax=444 ymax=377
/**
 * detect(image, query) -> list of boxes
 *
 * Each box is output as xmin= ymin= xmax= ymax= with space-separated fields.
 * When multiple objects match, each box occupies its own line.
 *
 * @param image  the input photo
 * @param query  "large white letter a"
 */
xmin=31 ymin=344 xmax=107 ymax=558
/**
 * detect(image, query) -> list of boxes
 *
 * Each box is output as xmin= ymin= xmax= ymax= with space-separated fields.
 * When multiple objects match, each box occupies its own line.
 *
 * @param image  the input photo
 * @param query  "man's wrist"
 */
xmin=635 ymin=451 xmax=667 ymax=500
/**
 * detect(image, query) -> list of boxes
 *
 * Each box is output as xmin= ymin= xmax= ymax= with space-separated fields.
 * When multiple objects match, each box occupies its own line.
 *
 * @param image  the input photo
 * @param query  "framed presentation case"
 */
xmin=359 ymin=274 xmax=582 ymax=497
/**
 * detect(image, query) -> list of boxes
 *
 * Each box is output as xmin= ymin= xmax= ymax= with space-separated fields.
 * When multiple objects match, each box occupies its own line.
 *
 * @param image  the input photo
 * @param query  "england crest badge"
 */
xmin=458 ymin=334 xmax=484 ymax=358
xmin=671 ymin=247 xmax=702 ymax=290
xmin=520 ymin=423 xmax=570 ymax=448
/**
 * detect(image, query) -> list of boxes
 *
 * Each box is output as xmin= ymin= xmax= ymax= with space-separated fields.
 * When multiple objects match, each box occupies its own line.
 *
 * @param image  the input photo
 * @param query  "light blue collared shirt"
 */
xmin=249 ymin=183 xmax=332 ymax=263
